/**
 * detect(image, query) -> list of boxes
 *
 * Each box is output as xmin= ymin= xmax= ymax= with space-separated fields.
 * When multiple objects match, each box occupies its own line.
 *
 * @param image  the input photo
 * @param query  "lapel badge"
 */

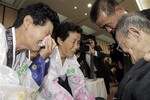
xmin=32 ymin=65 xmax=37 ymax=70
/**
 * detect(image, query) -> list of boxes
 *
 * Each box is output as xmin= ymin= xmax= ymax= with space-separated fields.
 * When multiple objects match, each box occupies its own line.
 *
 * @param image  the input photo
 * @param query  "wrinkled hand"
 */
xmin=39 ymin=35 xmax=56 ymax=60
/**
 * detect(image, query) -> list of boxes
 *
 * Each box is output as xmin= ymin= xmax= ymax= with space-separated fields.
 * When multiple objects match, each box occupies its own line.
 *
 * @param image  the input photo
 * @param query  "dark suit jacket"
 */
xmin=78 ymin=45 xmax=111 ymax=94
xmin=116 ymin=59 xmax=150 ymax=100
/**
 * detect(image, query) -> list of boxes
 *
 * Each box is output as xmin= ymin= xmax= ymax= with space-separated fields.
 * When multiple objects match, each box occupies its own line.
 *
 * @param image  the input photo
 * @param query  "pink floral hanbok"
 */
xmin=38 ymin=47 xmax=95 ymax=100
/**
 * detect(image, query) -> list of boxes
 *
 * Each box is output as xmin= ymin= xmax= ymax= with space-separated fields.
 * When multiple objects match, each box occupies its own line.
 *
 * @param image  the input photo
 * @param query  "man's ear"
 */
xmin=115 ymin=5 xmax=124 ymax=14
xmin=128 ymin=27 xmax=142 ymax=42
xmin=57 ymin=37 xmax=63 ymax=45
xmin=23 ymin=15 xmax=33 ymax=30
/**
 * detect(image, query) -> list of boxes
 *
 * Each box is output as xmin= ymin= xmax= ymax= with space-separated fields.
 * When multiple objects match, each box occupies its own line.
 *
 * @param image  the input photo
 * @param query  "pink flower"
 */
xmin=76 ymin=90 xmax=95 ymax=100
xmin=44 ymin=88 xmax=49 ymax=96
xmin=54 ymin=91 xmax=73 ymax=100
xmin=73 ymin=76 xmax=80 ymax=83
xmin=74 ymin=83 xmax=84 ymax=90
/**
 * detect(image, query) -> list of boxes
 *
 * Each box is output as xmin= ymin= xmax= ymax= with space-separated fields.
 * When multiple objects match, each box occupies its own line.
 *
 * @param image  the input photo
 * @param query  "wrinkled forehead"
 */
xmin=96 ymin=12 xmax=108 ymax=26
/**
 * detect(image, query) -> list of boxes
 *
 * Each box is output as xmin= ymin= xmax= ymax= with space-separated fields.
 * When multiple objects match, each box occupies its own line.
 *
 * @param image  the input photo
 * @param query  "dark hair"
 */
xmin=90 ymin=0 xmax=119 ymax=23
xmin=13 ymin=2 xmax=60 ymax=32
xmin=83 ymin=34 xmax=97 ymax=45
xmin=54 ymin=22 xmax=83 ymax=45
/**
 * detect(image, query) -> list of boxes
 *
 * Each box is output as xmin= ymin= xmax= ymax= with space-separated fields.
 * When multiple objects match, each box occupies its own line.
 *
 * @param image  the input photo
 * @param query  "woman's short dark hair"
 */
xmin=13 ymin=2 xmax=60 ymax=31
xmin=83 ymin=34 xmax=97 ymax=45
xmin=53 ymin=22 xmax=83 ymax=45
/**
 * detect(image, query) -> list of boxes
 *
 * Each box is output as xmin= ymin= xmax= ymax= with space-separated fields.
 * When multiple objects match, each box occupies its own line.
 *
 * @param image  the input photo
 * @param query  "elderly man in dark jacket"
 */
xmin=115 ymin=13 xmax=150 ymax=100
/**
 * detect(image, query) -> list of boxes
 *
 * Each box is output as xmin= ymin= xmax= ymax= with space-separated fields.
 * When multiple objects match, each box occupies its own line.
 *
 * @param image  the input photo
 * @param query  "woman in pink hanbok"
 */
xmin=38 ymin=22 xmax=95 ymax=100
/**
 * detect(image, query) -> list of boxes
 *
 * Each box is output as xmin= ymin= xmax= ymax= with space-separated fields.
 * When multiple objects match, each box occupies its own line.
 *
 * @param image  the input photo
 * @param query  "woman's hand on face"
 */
xmin=39 ymin=35 xmax=56 ymax=59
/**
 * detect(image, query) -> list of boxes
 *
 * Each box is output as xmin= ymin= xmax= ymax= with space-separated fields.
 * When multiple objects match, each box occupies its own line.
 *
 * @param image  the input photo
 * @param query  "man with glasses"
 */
xmin=116 ymin=31 xmax=130 ymax=57
xmin=115 ymin=12 xmax=150 ymax=100
xmin=90 ymin=0 xmax=150 ymax=79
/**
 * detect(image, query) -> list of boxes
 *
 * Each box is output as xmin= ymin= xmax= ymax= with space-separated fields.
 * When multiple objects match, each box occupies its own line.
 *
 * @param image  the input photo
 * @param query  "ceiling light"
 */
xmin=85 ymin=13 xmax=87 ymax=15
xmin=74 ymin=6 xmax=77 ymax=9
xmin=87 ymin=3 xmax=92 ymax=8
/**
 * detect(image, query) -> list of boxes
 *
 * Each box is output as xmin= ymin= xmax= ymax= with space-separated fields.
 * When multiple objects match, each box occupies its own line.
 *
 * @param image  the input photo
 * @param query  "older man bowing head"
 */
xmin=115 ymin=12 xmax=150 ymax=100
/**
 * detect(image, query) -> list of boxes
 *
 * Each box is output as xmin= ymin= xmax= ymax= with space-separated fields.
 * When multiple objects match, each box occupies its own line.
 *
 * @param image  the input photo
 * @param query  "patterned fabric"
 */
xmin=29 ymin=54 xmax=47 ymax=86
xmin=0 ymin=25 xmax=44 ymax=99
xmin=38 ymin=47 xmax=95 ymax=100
xmin=58 ymin=76 xmax=72 ymax=95
xmin=0 ymin=23 xmax=7 ymax=65
xmin=0 ymin=63 xmax=37 ymax=100
xmin=6 ymin=28 xmax=13 ymax=68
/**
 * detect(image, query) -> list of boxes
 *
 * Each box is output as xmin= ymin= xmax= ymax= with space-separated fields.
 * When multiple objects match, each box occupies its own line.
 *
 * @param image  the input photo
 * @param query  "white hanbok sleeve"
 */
xmin=0 ymin=65 xmax=37 ymax=100
xmin=38 ymin=47 xmax=74 ymax=100
xmin=68 ymin=68 xmax=95 ymax=100
xmin=0 ymin=23 xmax=7 ymax=65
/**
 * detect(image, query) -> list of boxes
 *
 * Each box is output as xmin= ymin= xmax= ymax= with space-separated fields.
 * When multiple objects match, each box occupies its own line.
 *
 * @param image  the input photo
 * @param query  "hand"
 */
xmin=86 ymin=44 xmax=95 ymax=55
xmin=111 ymin=67 xmax=116 ymax=74
xmin=39 ymin=35 xmax=56 ymax=59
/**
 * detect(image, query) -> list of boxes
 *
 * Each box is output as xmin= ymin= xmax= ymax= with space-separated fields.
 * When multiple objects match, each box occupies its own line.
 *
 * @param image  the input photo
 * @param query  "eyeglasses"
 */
xmin=116 ymin=35 xmax=130 ymax=56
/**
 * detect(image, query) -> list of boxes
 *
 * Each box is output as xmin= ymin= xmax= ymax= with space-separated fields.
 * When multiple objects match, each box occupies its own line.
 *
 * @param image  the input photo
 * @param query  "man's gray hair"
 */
xmin=116 ymin=12 xmax=150 ymax=37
